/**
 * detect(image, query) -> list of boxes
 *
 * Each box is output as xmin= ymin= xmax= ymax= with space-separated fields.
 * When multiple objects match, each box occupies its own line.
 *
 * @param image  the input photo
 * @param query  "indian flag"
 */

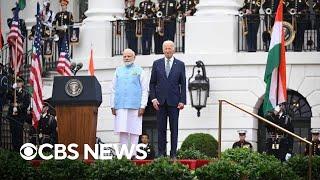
xmin=263 ymin=0 xmax=287 ymax=115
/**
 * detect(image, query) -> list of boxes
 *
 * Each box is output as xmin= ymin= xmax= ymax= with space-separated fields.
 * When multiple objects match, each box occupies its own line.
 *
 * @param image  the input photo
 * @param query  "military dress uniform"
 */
xmin=154 ymin=0 xmax=165 ymax=54
xmin=265 ymin=111 xmax=294 ymax=161
xmin=7 ymin=7 xmax=27 ymax=38
xmin=177 ymin=0 xmax=197 ymax=52
xmin=239 ymin=0 xmax=261 ymax=52
xmin=232 ymin=141 xmax=253 ymax=149
xmin=138 ymin=0 xmax=156 ymax=55
xmin=285 ymin=0 xmax=308 ymax=51
xmin=158 ymin=0 xmax=178 ymax=42
xmin=125 ymin=5 xmax=139 ymax=53
xmin=38 ymin=113 xmax=57 ymax=146
xmin=6 ymin=78 xmax=30 ymax=151
xmin=312 ymin=0 xmax=320 ymax=51
xmin=232 ymin=130 xmax=253 ymax=150
xmin=53 ymin=9 xmax=74 ymax=53
xmin=305 ymin=129 xmax=320 ymax=156
xmin=262 ymin=0 xmax=283 ymax=49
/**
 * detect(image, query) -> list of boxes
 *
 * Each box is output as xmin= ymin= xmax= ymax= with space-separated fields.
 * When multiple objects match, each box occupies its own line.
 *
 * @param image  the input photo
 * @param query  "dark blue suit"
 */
xmin=149 ymin=58 xmax=186 ymax=157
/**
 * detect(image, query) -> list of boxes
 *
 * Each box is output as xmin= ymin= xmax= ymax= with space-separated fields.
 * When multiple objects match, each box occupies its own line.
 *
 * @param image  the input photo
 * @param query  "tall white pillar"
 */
xmin=185 ymin=0 xmax=242 ymax=54
xmin=72 ymin=0 xmax=124 ymax=65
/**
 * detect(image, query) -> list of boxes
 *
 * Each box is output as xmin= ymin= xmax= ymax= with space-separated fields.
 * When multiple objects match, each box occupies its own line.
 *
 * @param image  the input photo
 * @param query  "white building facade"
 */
xmin=1 ymin=0 xmax=319 ymax=155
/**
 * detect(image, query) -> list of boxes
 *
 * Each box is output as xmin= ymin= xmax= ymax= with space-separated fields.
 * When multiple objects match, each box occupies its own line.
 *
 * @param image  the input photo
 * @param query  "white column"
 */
xmin=72 ymin=0 xmax=124 ymax=66
xmin=185 ymin=0 xmax=242 ymax=54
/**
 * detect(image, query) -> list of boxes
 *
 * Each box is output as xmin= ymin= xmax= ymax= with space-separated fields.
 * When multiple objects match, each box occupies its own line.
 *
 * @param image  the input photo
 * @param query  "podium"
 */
xmin=52 ymin=76 xmax=102 ymax=159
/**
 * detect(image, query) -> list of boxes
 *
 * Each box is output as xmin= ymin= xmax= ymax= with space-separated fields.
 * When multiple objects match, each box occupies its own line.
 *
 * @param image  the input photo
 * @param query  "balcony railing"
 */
xmin=0 ymin=29 xmax=74 ymax=80
xmin=237 ymin=14 xmax=320 ymax=52
xmin=111 ymin=20 xmax=185 ymax=56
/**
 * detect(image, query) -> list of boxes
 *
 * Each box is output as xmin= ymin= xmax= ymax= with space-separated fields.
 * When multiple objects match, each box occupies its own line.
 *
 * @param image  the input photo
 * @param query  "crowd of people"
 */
xmin=239 ymin=0 xmax=320 ymax=52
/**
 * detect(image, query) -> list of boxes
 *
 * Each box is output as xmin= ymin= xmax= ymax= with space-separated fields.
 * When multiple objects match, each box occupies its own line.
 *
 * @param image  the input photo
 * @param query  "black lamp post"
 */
xmin=188 ymin=61 xmax=210 ymax=117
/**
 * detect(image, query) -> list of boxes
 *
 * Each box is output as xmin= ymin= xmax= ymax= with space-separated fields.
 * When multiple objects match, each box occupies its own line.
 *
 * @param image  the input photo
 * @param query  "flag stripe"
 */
xmin=56 ymin=35 xmax=72 ymax=76
xmin=7 ymin=12 xmax=24 ymax=76
xmin=29 ymin=3 xmax=43 ymax=128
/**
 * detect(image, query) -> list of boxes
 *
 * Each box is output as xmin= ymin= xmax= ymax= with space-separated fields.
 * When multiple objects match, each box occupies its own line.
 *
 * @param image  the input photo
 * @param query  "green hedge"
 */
xmin=180 ymin=133 xmax=218 ymax=158
xmin=196 ymin=148 xmax=299 ymax=180
xmin=287 ymin=155 xmax=320 ymax=180
xmin=0 ymin=150 xmax=37 ymax=179
xmin=195 ymin=160 xmax=244 ymax=180
xmin=38 ymin=159 xmax=89 ymax=180
xmin=140 ymin=157 xmax=194 ymax=180
xmin=177 ymin=148 xmax=210 ymax=159
xmin=88 ymin=158 xmax=140 ymax=180
xmin=1 ymin=149 xmax=319 ymax=179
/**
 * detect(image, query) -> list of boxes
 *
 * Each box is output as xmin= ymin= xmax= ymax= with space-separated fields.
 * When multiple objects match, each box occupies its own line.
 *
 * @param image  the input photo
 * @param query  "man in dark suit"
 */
xmin=149 ymin=40 xmax=186 ymax=159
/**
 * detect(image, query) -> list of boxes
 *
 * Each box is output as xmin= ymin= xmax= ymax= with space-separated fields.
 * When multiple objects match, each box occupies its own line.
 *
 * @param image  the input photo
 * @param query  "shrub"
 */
xmin=180 ymin=133 xmax=218 ymax=157
xmin=195 ymin=160 xmax=244 ymax=180
xmin=0 ymin=149 xmax=37 ymax=179
xmin=287 ymin=155 xmax=320 ymax=180
xmin=88 ymin=159 xmax=140 ymax=180
xmin=221 ymin=148 xmax=299 ymax=180
xmin=140 ymin=157 xmax=194 ymax=180
xmin=38 ymin=159 xmax=89 ymax=179
xmin=177 ymin=148 xmax=210 ymax=159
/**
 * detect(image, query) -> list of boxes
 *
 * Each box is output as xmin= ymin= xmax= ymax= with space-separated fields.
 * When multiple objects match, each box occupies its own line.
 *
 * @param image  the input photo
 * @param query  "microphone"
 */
xmin=76 ymin=62 xmax=83 ymax=70
xmin=73 ymin=63 xmax=83 ymax=76
xmin=70 ymin=62 xmax=77 ymax=70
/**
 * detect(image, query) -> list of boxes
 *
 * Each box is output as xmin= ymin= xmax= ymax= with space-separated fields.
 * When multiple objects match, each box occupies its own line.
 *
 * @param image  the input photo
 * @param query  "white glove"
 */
xmin=12 ymin=83 xmax=17 ymax=89
xmin=285 ymin=153 xmax=292 ymax=161
xmin=13 ymin=107 xmax=18 ymax=113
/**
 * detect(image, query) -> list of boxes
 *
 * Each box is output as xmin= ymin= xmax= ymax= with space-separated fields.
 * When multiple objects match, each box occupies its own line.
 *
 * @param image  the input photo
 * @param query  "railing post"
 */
xmin=308 ymin=144 xmax=312 ymax=180
xmin=218 ymin=100 xmax=222 ymax=159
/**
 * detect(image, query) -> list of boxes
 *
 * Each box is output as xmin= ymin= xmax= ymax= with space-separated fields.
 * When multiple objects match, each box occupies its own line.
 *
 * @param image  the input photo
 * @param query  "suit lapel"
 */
xmin=159 ymin=58 xmax=167 ymax=78
xmin=168 ymin=58 xmax=177 ymax=79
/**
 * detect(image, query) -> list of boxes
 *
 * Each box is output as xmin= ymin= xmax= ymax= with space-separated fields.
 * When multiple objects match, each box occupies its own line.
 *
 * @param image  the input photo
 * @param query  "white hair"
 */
xmin=123 ymin=48 xmax=136 ymax=57
xmin=162 ymin=40 xmax=175 ymax=49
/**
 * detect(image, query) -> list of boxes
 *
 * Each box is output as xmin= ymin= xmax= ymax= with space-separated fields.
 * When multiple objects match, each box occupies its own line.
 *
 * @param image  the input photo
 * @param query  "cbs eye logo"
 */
xmin=20 ymin=143 xmax=38 ymax=160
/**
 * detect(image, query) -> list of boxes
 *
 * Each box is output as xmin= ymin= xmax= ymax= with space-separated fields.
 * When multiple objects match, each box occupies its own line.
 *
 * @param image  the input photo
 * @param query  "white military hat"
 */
xmin=44 ymin=0 xmax=50 ymax=6
xmin=237 ymin=130 xmax=247 ymax=135
xmin=311 ymin=129 xmax=320 ymax=134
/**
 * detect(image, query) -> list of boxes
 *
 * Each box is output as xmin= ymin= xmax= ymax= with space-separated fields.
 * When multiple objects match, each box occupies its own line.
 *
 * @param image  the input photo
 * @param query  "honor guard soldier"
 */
xmin=265 ymin=104 xmax=294 ymax=161
xmin=305 ymin=129 xmax=320 ymax=156
xmin=53 ymin=0 xmax=74 ymax=53
xmin=177 ymin=0 xmax=197 ymax=52
xmin=7 ymin=6 xmax=27 ymax=38
xmin=38 ymin=103 xmax=57 ymax=147
xmin=158 ymin=0 xmax=178 ymax=42
xmin=137 ymin=133 xmax=155 ymax=160
xmin=138 ymin=0 xmax=156 ymax=55
xmin=41 ymin=0 xmax=55 ymax=28
xmin=285 ymin=0 xmax=308 ymax=51
xmin=239 ymin=0 xmax=261 ymax=52
xmin=154 ymin=0 xmax=164 ymax=54
xmin=125 ymin=0 xmax=139 ymax=54
xmin=310 ymin=0 xmax=320 ymax=51
xmin=232 ymin=130 xmax=253 ymax=150
xmin=262 ymin=0 xmax=285 ymax=50
xmin=7 ymin=77 xmax=30 ymax=151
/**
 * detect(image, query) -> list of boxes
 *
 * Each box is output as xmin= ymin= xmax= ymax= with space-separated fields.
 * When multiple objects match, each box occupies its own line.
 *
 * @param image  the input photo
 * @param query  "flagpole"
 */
xmin=13 ymin=38 xmax=18 ymax=115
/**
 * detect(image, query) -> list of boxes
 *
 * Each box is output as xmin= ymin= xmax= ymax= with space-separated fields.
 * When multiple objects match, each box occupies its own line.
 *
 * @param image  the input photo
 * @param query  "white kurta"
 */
xmin=110 ymin=66 xmax=149 ymax=135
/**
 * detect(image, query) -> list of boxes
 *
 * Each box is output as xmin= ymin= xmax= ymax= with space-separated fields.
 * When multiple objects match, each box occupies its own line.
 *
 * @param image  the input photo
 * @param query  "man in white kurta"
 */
xmin=110 ymin=49 xmax=148 ymax=158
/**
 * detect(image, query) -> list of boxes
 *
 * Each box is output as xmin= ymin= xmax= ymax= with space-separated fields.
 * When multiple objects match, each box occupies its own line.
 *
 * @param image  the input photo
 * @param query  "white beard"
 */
xmin=124 ymin=62 xmax=134 ymax=66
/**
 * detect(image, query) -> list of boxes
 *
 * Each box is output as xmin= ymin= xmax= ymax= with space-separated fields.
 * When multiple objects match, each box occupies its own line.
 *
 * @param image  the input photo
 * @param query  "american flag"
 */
xmin=29 ymin=2 xmax=43 ymax=128
xmin=56 ymin=34 xmax=72 ymax=76
xmin=7 ymin=4 xmax=24 ymax=75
